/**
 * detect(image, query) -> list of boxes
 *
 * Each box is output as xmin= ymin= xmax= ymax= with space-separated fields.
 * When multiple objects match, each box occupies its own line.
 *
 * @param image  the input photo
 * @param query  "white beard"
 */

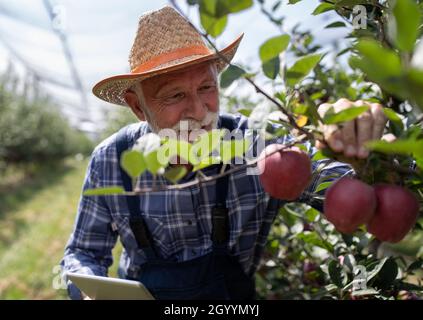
xmin=150 ymin=111 xmax=219 ymax=143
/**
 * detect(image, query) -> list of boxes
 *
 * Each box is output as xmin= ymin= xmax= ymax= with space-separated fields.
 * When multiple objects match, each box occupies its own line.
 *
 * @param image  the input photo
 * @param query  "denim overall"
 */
xmin=116 ymin=117 xmax=256 ymax=300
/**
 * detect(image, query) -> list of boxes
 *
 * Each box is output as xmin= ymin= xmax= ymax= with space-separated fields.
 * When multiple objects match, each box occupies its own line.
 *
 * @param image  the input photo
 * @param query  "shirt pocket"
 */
xmin=139 ymin=193 xmax=178 ymax=258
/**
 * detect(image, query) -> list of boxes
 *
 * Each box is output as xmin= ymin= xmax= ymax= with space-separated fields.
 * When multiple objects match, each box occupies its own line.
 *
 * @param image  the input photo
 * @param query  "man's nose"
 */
xmin=184 ymin=93 xmax=207 ymax=122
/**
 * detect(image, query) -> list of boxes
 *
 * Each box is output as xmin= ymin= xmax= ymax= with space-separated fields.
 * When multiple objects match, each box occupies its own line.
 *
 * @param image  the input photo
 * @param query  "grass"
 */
xmin=0 ymin=157 xmax=122 ymax=299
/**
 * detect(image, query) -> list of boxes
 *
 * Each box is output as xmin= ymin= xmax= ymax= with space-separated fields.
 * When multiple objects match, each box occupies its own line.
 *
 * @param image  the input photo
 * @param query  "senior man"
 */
xmin=61 ymin=6 xmax=387 ymax=300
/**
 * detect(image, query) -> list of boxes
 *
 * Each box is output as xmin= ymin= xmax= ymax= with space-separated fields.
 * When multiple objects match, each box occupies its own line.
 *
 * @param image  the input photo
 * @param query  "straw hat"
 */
xmin=93 ymin=5 xmax=243 ymax=106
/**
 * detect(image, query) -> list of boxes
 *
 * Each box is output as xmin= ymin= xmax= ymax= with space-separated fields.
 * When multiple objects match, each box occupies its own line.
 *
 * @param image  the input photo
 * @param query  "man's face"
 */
xmin=134 ymin=62 xmax=220 ymax=134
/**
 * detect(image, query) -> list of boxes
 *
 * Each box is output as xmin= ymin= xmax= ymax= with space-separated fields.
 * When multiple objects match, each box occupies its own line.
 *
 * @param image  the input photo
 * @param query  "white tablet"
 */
xmin=66 ymin=272 xmax=155 ymax=300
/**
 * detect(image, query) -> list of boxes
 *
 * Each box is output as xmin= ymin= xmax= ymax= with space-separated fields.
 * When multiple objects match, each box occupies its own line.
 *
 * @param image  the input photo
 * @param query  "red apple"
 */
xmin=257 ymin=144 xmax=312 ymax=200
xmin=324 ymin=177 xmax=376 ymax=234
xmin=367 ymin=184 xmax=420 ymax=243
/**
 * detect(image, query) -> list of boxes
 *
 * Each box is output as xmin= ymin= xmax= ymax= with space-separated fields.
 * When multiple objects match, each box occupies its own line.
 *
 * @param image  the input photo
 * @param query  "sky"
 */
xmin=0 ymin=0 xmax=348 ymax=134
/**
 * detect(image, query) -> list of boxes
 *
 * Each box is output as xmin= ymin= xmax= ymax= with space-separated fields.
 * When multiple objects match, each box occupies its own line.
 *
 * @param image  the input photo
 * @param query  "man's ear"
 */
xmin=124 ymin=90 xmax=146 ymax=121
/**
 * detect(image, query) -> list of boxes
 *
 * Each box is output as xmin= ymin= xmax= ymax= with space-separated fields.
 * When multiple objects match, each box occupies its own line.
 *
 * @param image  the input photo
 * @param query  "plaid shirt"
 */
xmin=61 ymin=113 xmax=352 ymax=298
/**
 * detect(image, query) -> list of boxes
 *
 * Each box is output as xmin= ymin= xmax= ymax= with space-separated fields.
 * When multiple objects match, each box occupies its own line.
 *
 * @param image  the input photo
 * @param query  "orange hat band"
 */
xmin=131 ymin=45 xmax=212 ymax=74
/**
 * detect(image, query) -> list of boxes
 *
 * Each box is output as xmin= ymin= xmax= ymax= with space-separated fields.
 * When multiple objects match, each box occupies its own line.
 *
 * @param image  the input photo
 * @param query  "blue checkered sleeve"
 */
xmin=61 ymin=146 xmax=118 ymax=299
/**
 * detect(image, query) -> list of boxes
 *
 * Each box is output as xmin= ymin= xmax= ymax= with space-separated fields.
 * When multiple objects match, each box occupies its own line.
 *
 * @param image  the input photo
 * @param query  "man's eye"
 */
xmin=172 ymin=93 xmax=184 ymax=98
xmin=165 ymin=93 xmax=184 ymax=103
xmin=199 ymin=85 xmax=215 ymax=92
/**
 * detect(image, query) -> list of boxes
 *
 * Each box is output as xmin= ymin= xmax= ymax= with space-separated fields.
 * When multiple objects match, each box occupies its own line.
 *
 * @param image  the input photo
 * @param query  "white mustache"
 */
xmin=170 ymin=111 xmax=218 ymax=131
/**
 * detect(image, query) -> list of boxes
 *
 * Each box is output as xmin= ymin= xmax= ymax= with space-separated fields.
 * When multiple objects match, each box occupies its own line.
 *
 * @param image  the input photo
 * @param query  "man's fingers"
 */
xmin=382 ymin=133 xmax=396 ymax=142
xmin=320 ymin=99 xmax=356 ymax=153
xmin=334 ymin=98 xmax=357 ymax=156
xmin=318 ymin=103 xmax=343 ymax=152
xmin=319 ymin=99 xmax=388 ymax=158
xmin=355 ymin=101 xmax=373 ymax=158
xmin=371 ymin=103 xmax=387 ymax=139
xmin=356 ymin=112 xmax=373 ymax=158
xmin=318 ymin=103 xmax=333 ymax=119
xmin=341 ymin=120 xmax=357 ymax=157
xmin=333 ymin=98 xmax=353 ymax=112
xmin=324 ymin=125 xmax=344 ymax=152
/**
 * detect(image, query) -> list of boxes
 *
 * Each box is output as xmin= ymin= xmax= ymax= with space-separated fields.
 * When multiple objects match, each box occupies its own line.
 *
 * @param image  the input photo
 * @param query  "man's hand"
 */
xmin=317 ymin=98 xmax=388 ymax=159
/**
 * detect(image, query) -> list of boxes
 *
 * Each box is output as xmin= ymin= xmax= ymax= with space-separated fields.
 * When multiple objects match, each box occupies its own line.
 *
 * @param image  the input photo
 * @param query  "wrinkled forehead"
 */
xmin=141 ymin=61 xmax=218 ymax=90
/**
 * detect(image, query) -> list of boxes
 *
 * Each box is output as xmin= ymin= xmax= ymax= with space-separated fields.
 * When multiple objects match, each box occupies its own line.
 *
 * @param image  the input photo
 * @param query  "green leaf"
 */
xmin=190 ymin=130 xmax=224 ymax=164
xmin=262 ymin=57 xmax=280 ymax=79
xmin=217 ymin=0 xmax=253 ymax=16
xmin=144 ymin=150 xmax=164 ymax=175
xmin=396 ymin=282 xmax=423 ymax=292
xmin=392 ymin=0 xmax=421 ymax=52
xmin=407 ymin=259 xmax=423 ymax=272
xmin=336 ymin=0 xmax=368 ymax=7
xmin=219 ymin=139 xmax=250 ymax=164
xmin=324 ymin=284 xmax=338 ymax=293
xmin=161 ymin=139 xmax=191 ymax=163
xmin=288 ymin=0 xmax=302 ymax=4
xmin=351 ymin=288 xmax=379 ymax=297
xmin=323 ymin=106 xmax=369 ymax=124
xmin=304 ymin=207 xmax=320 ymax=222
xmin=315 ymin=181 xmax=334 ymax=193
xmin=83 ymin=186 xmax=125 ymax=196
xmin=366 ymin=139 xmax=423 ymax=156
xmin=200 ymin=0 xmax=216 ymax=16
xmin=259 ymin=35 xmax=291 ymax=62
xmin=192 ymin=156 xmax=221 ymax=171
xmin=286 ymin=54 xmax=322 ymax=87
xmin=294 ymin=143 xmax=307 ymax=152
xmin=237 ymin=109 xmax=252 ymax=117
xmin=383 ymin=108 xmax=404 ymax=131
xmin=328 ymin=260 xmax=348 ymax=288
xmin=200 ymin=12 xmax=227 ymax=37
xmin=351 ymin=40 xmax=404 ymax=98
xmin=355 ymin=40 xmax=401 ymax=69
xmin=312 ymin=150 xmax=330 ymax=161
xmin=284 ymin=203 xmax=308 ymax=218
xmin=325 ymin=21 xmax=346 ymax=29
xmin=200 ymin=0 xmax=253 ymax=18
xmin=296 ymin=231 xmax=334 ymax=252
xmin=382 ymin=108 xmax=402 ymax=123
xmin=275 ymin=92 xmax=286 ymax=104
xmin=312 ymin=3 xmax=334 ymax=15
xmin=220 ymin=65 xmax=245 ymax=88
xmin=121 ymin=150 xmax=146 ymax=179
xmin=374 ymin=258 xmax=398 ymax=289
xmin=163 ymin=166 xmax=188 ymax=184
xmin=293 ymin=103 xmax=308 ymax=115
xmin=366 ymin=257 xmax=388 ymax=282
xmin=279 ymin=206 xmax=298 ymax=227
xmin=405 ymin=68 xmax=423 ymax=111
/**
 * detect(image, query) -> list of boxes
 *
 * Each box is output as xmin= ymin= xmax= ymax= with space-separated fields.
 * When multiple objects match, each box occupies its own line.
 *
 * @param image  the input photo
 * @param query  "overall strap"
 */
xmin=115 ymin=127 xmax=157 ymax=260
xmin=211 ymin=114 xmax=236 ymax=248
xmin=211 ymin=167 xmax=230 ymax=247
xmin=219 ymin=113 xmax=239 ymax=132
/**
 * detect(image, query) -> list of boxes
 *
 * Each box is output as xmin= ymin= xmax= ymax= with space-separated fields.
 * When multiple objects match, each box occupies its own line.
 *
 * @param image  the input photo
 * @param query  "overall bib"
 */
xmin=116 ymin=118 xmax=256 ymax=300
